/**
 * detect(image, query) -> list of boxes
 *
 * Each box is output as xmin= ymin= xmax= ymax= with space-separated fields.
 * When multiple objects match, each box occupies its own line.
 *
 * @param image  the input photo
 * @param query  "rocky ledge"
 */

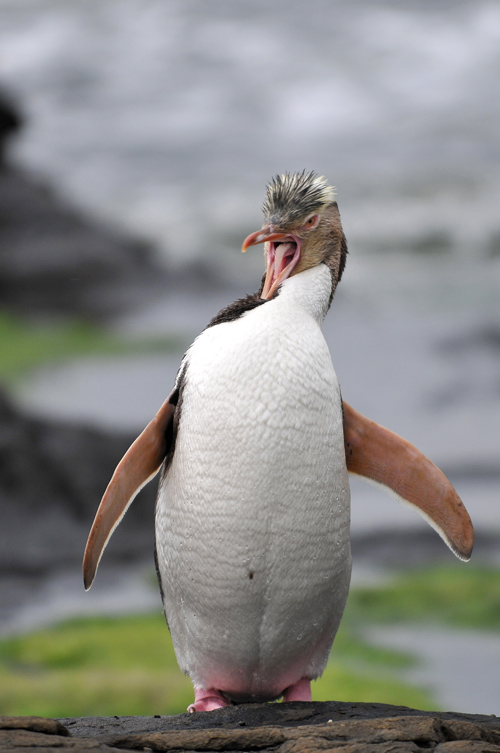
xmin=2 ymin=702 xmax=500 ymax=752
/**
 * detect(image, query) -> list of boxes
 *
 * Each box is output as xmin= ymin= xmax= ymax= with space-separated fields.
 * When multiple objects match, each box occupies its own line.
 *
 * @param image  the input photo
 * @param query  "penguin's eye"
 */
xmin=303 ymin=214 xmax=319 ymax=230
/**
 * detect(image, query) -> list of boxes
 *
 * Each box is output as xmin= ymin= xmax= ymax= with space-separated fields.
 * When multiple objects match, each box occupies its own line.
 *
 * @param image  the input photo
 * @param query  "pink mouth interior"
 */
xmin=269 ymin=240 xmax=299 ymax=284
xmin=260 ymin=234 xmax=301 ymax=299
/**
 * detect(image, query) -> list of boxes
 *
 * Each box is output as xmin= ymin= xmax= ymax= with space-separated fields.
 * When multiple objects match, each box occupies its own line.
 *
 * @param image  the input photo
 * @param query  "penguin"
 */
xmin=83 ymin=171 xmax=473 ymax=712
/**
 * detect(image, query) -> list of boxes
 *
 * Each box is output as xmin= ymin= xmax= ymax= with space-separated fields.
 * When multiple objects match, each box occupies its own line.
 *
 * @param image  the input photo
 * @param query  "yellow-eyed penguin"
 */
xmin=83 ymin=172 xmax=473 ymax=712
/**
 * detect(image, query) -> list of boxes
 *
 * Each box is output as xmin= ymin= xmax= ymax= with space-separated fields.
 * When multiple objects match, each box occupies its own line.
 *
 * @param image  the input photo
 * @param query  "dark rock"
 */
xmin=0 ymin=88 xmax=172 ymax=320
xmin=60 ymin=702 xmax=500 ymax=736
xmin=0 ymin=90 xmax=22 ymax=165
xmin=0 ymin=166 xmax=169 ymax=319
xmin=0 ymin=388 xmax=155 ymax=579
xmin=3 ymin=704 xmax=500 ymax=752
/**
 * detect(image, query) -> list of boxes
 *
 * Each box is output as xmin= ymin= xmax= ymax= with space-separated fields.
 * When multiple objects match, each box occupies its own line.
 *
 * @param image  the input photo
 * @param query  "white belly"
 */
xmin=155 ymin=290 xmax=351 ymax=701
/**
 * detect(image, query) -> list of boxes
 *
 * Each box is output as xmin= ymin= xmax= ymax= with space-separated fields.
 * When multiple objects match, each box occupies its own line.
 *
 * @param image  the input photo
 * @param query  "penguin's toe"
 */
xmin=282 ymin=677 xmax=312 ymax=702
xmin=188 ymin=688 xmax=232 ymax=712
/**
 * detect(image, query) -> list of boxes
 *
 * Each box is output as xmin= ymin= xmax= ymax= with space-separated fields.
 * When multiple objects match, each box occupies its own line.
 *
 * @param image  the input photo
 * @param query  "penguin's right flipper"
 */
xmin=342 ymin=400 xmax=474 ymax=561
xmin=83 ymin=390 xmax=176 ymax=590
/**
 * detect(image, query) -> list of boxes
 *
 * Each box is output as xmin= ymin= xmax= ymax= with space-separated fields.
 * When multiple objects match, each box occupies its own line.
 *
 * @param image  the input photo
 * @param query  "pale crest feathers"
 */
xmin=262 ymin=171 xmax=336 ymax=225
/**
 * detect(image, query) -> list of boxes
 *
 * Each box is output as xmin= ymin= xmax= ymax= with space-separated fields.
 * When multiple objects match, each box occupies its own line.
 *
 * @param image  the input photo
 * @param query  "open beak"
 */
xmin=242 ymin=228 xmax=301 ymax=300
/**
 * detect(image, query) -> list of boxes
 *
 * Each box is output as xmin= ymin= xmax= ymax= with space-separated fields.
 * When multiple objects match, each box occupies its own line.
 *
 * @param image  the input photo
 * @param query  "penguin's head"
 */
xmin=242 ymin=171 xmax=347 ymax=300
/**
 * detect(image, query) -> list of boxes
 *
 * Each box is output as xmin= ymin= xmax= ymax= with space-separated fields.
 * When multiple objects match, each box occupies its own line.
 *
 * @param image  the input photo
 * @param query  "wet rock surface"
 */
xmin=2 ymin=703 xmax=500 ymax=751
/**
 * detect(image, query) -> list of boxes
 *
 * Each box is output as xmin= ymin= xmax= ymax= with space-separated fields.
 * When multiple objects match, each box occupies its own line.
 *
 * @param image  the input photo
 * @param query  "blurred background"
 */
xmin=0 ymin=0 xmax=499 ymax=719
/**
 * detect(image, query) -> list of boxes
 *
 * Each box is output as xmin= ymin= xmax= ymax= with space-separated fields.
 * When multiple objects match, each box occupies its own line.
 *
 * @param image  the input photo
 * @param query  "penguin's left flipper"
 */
xmin=342 ymin=400 xmax=474 ymax=561
xmin=83 ymin=390 xmax=176 ymax=590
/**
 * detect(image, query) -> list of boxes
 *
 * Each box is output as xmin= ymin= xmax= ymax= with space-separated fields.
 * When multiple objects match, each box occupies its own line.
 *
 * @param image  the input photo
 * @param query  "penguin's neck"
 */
xmin=273 ymin=263 xmax=333 ymax=325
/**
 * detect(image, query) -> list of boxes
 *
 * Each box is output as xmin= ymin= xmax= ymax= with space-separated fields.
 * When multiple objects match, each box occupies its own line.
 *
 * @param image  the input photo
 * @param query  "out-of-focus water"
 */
xmin=369 ymin=625 xmax=500 ymax=716
xmin=0 ymin=0 xmax=499 ymax=308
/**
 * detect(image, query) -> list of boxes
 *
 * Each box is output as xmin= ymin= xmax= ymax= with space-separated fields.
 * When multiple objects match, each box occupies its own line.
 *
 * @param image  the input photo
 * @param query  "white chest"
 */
xmin=155 ymin=266 xmax=351 ymax=698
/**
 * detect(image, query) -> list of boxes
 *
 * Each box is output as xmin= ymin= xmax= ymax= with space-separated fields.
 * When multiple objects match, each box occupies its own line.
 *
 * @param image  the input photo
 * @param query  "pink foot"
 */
xmin=282 ymin=678 xmax=312 ymax=703
xmin=188 ymin=687 xmax=232 ymax=713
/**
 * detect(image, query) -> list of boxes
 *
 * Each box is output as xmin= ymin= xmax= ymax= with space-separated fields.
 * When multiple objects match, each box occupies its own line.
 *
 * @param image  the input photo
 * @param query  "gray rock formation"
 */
xmin=2 ymin=703 xmax=500 ymax=751
xmin=0 ymin=387 xmax=155 ymax=622
xmin=0 ymin=89 xmax=22 ymax=165
xmin=0 ymin=165 xmax=169 ymax=319
xmin=0 ymin=90 xmax=169 ymax=320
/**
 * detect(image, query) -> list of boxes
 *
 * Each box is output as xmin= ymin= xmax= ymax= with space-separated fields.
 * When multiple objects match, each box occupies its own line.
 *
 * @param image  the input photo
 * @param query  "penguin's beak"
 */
xmin=242 ymin=228 xmax=301 ymax=300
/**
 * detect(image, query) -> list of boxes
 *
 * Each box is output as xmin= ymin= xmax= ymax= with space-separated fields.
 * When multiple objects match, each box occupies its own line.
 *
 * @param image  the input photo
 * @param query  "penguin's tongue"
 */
xmin=261 ymin=240 xmax=300 ymax=299
xmin=275 ymin=241 xmax=294 ymax=260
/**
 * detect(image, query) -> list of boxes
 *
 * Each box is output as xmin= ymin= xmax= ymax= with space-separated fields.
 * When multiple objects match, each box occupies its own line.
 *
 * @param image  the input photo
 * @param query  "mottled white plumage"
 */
xmin=155 ymin=265 xmax=350 ymax=701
